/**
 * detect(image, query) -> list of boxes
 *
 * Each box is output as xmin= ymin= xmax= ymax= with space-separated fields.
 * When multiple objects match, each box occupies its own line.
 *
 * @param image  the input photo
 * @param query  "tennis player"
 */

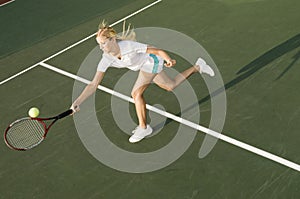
xmin=71 ymin=21 xmax=215 ymax=143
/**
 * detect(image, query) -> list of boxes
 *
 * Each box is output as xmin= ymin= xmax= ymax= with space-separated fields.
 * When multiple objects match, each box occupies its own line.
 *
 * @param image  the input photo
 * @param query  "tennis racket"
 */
xmin=4 ymin=109 xmax=73 ymax=151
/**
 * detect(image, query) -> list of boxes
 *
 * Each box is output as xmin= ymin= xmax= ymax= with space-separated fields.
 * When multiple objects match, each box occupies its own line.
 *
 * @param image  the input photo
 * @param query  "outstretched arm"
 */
xmin=71 ymin=71 xmax=105 ymax=112
xmin=146 ymin=46 xmax=176 ymax=67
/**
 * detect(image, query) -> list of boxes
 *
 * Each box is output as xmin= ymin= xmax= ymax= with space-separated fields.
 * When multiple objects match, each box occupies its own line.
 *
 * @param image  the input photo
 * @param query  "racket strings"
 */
xmin=5 ymin=119 xmax=45 ymax=149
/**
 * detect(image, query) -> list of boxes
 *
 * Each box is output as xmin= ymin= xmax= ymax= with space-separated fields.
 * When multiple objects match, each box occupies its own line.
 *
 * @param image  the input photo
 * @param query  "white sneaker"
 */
xmin=129 ymin=125 xmax=153 ymax=143
xmin=196 ymin=58 xmax=215 ymax=77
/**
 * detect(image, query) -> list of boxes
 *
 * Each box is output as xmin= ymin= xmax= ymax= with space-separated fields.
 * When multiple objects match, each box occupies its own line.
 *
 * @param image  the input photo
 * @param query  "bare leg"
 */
xmin=131 ymin=65 xmax=199 ymax=128
xmin=153 ymin=65 xmax=199 ymax=91
xmin=131 ymin=71 xmax=156 ymax=129
xmin=132 ymin=84 xmax=149 ymax=129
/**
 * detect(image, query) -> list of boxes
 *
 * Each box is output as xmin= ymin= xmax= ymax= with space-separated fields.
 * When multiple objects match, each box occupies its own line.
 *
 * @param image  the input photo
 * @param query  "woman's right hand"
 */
xmin=70 ymin=104 xmax=80 ymax=114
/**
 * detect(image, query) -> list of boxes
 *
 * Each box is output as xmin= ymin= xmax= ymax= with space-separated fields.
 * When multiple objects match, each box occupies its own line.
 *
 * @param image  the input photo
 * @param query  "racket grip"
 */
xmin=57 ymin=109 xmax=73 ymax=119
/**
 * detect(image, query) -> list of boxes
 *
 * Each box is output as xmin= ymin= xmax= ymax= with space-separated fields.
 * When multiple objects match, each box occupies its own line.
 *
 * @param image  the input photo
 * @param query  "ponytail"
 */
xmin=97 ymin=20 xmax=136 ymax=41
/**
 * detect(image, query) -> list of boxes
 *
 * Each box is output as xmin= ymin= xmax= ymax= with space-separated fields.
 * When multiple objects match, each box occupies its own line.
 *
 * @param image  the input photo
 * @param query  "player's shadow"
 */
xmin=153 ymin=33 xmax=300 ymax=128
xmin=276 ymin=50 xmax=300 ymax=80
xmin=200 ymin=33 xmax=300 ymax=104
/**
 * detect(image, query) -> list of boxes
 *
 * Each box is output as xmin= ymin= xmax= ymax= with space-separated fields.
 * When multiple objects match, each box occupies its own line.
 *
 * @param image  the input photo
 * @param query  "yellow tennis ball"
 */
xmin=28 ymin=107 xmax=40 ymax=118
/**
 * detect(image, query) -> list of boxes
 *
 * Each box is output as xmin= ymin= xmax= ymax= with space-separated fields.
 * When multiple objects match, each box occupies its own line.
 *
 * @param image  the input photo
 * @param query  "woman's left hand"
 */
xmin=164 ymin=59 xmax=176 ymax=67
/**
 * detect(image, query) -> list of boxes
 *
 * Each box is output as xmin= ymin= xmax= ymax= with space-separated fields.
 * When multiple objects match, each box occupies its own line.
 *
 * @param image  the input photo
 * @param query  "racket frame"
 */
xmin=4 ymin=109 xmax=73 ymax=151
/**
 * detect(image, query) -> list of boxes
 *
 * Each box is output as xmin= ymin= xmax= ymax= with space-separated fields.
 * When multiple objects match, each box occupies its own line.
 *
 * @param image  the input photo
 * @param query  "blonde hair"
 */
xmin=98 ymin=20 xmax=136 ymax=41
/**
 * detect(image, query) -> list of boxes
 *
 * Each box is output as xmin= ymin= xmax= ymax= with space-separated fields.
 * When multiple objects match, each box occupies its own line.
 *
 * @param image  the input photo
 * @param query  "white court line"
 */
xmin=0 ymin=64 xmax=39 ymax=86
xmin=0 ymin=0 xmax=15 ymax=7
xmin=39 ymin=62 xmax=300 ymax=172
xmin=0 ymin=0 xmax=162 ymax=86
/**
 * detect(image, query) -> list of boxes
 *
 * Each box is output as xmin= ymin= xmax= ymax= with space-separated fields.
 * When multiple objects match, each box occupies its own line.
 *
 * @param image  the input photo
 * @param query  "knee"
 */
xmin=160 ymin=83 xmax=175 ymax=92
xmin=154 ymin=80 xmax=175 ymax=92
xmin=131 ymin=90 xmax=143 ymax=100
xmin=165 ymin=85 xmax=175 ymax=92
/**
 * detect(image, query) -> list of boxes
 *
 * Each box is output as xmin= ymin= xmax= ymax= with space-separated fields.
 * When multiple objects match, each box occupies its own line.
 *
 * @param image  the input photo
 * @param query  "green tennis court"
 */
xmin=1 ymin=0 xmax=300 ymax=198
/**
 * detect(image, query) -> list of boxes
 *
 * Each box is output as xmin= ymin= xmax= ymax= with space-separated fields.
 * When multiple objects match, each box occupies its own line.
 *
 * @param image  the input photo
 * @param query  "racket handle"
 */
xmin=57 ymin=109 xmax=73 ymax=119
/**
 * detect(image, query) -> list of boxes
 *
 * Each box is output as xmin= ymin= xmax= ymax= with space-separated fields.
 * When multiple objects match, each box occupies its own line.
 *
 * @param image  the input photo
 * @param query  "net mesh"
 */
xmin=5 ymin=118 xmax=45 ymax=149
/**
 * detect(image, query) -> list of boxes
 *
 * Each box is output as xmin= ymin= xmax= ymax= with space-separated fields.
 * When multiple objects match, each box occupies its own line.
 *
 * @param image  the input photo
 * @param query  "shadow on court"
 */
xmin=209 ymin=33 xmax=300 ymax=103
xmin=276 ymin=50 xmax=300 ymax=80
xmin=156 ymin=33 xmax=300 ymax=129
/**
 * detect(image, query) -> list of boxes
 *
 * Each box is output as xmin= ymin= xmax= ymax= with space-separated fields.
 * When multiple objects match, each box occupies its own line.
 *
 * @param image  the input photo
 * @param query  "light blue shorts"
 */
xmin=140 ymin=54 xmax=164 ymax=74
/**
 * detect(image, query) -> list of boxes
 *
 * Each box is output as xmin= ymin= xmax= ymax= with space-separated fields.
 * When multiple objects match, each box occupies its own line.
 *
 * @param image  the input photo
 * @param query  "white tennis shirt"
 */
xmin=97 ymin=40 xmax=152 ymax=72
